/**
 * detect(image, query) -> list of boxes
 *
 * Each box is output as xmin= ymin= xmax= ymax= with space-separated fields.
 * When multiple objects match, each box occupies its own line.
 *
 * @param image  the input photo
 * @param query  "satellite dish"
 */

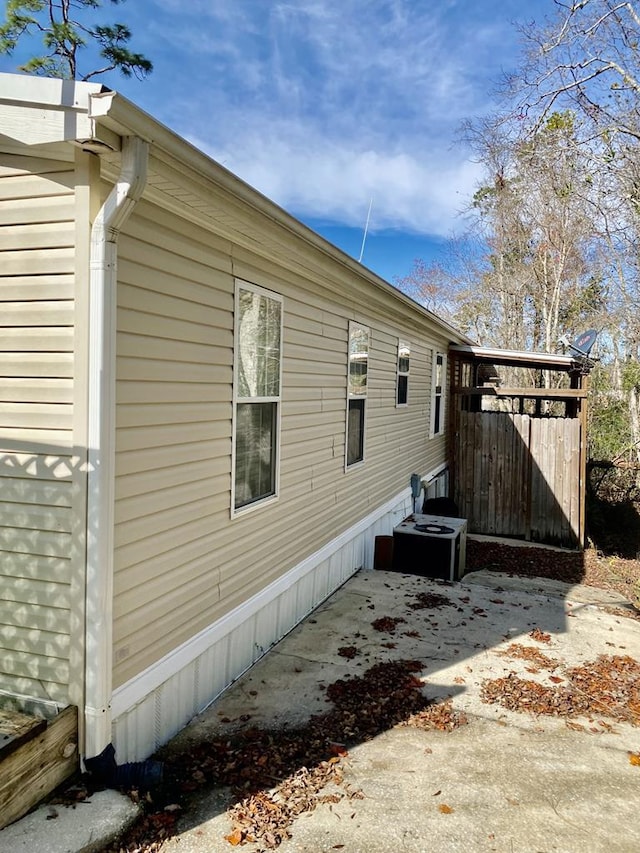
xmin=569 ymin=328 xmax=598 ymax=357
xmin=558 ymin=328 xmax=598 ymax=372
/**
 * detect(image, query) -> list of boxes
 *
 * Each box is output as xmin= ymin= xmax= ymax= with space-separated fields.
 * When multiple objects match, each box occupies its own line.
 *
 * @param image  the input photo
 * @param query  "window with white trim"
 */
xmin=396 ymin=340 xmax=410 ymax=406
xmin=233 ymin=281 xmax=283 ymax=512
xmin=430 ymin=350 xmax=446 ymax=437
xmin=346 ymin=322 xmax=370 ymax=467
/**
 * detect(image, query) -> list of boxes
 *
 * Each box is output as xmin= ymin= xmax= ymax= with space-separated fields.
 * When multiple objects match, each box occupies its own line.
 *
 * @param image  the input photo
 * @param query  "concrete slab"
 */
xmin=5 ymin=567 xmax=639 ymax=853
xmin=158 ymin=568 xmax=640 ymax=853
xmin=0 ymin=788 xmax=140 ymax=853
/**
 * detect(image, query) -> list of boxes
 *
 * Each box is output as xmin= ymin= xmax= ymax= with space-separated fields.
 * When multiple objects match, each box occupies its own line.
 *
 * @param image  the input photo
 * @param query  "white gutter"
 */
xmin=84 ymin=135 xmax=149 ymax=760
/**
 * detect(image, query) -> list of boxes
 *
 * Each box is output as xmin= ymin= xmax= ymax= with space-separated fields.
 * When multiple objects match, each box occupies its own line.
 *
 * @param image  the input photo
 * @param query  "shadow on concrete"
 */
xmin=143 ymin=557 xmax=594 ymax=850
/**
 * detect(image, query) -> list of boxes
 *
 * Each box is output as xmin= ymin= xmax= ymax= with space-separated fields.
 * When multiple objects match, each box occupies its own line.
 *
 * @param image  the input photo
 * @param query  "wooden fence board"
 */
xmin=517 ymin=414 xmax=531 ymax=537
xmin=475 ymin=413 xmax=488 ymax=532
xmin=487 ymin=414 xmax=497 ymax=535
xmin=571 ymin=420 xmax=581 ymax=541
xmin=455 ymin=411 xmax=580 ymax=547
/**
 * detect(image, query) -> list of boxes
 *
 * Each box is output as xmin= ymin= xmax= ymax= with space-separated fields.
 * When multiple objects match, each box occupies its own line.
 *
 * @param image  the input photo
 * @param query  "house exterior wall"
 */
xmin=0 ymin=79 xmax=459 ymax=763
xmin=0 ymin=147 xmax=90 ymax=715
xmin=109 ymin=161 xmax=454 ymax=757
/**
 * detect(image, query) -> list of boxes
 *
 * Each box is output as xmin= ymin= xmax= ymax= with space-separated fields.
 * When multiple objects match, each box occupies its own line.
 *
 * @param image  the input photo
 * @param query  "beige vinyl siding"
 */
xmin=113 ymin=199 xmax=234 ymax=683
xmin=112 ymin=186 xmax=456 ymax=687
xmin=0 ymin=152 xmax=78 ymax=707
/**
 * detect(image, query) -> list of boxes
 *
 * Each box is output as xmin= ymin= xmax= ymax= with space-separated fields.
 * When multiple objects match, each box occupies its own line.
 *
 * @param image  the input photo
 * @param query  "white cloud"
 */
xmin=127 ymin=1 xmax=552 ymax=234
xmin=190 ymin=123 xmax=482 ymax=235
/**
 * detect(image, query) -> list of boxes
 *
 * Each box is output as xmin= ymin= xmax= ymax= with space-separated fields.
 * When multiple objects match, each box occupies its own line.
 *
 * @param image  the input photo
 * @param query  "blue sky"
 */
xmin=1 ymin=0 xmax=555 ymax=283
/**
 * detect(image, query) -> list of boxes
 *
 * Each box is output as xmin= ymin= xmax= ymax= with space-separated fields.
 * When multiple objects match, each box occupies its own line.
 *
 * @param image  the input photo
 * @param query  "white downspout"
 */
xmin=84 ymin=135 xmax=149 ymax=760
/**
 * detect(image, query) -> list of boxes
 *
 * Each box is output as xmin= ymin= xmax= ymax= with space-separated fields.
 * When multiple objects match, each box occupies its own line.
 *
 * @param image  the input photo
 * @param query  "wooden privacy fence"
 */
xmin=454 ymin=411 xmax=581 ymax=548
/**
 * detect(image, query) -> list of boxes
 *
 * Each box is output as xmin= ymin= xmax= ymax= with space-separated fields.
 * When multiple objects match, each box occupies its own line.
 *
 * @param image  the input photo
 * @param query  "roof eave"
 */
xmin=450 ymin=343 xmax=578 ymax=370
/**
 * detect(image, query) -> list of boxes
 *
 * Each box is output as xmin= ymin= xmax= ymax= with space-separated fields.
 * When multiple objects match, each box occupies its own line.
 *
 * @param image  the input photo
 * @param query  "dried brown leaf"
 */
xmin=225 ymin=829 xmax=244 ymax=846
xmin=529 ymin=628 xmax=552 ymax=644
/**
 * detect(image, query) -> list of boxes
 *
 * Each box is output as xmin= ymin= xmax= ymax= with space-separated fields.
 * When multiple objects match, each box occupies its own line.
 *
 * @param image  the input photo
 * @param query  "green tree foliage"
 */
xmin=0 ymin=0 xmax=152 ymax=81
xmin=589 ymin=365 xmax=635 ymax=461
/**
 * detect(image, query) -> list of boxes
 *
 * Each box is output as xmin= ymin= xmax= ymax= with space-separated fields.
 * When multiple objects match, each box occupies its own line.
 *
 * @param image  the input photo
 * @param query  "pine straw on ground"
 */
xmin=466 ymin=539 xmax=640 ymax=609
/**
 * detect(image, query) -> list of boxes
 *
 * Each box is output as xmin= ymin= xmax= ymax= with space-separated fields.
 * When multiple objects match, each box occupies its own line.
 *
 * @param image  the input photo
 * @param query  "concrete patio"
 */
xmin=3 ymin=565 xmax=639 ymax=853
xmin=156 ymin=567 xmax=640 ymax=853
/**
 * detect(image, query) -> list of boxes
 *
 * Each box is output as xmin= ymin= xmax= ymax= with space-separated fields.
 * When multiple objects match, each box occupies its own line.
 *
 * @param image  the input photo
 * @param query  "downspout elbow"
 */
xmin=92 ymin=135 xmax=149 ymax=244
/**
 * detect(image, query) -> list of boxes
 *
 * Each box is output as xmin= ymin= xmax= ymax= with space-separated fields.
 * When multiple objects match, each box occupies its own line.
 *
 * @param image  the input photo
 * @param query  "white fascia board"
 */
xmin=0 ymin=72 xmax=104 ymax=145
xmin=0 ymin=72 xmax=103 ymax=107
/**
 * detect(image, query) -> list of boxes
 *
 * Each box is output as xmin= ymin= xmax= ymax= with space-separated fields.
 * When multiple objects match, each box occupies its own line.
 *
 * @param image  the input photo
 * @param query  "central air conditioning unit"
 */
xmin=391 ymin=514 xmax=467 ymax=582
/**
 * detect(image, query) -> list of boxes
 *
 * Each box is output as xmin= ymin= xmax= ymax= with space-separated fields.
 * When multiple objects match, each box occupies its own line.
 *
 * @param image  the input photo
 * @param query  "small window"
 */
xmin=430 ymin=350 xmax=446 ymax=437
xmin=396 ymin=340 xmax=410 ymax=406
xmin=233 ymin=281 xmax=283 ymax=512
xmin=346 ymin=322 xmax=370 ymax=467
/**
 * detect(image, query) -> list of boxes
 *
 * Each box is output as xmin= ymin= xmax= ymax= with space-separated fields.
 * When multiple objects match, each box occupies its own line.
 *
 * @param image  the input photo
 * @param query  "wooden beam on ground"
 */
xmin=0 ymin=705 xmax=78 ymax=830
xmin=0 ymin=709 xmax=46 ymax=761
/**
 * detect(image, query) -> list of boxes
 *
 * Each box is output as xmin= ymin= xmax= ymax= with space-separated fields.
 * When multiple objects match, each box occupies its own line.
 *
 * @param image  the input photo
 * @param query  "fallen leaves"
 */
xmin=325 ymin=660 xmax=427 ymax=736
xmin=225 ymin=828 xmax=244 ymax=846
xmin=371 ymin=616 xmax=407 ymax=633
xmin=98 ymin=552 xmax=640 ymax=853
xmin=567 ymin=655 xmax=640 ymax=724
xmin=402 ymin=699 xmax=468 ymax=733
xmin=481 ymin=654 xmax=640 ymax=726
xmin=466 ymin=540 xmax=640 ymax=610
xmin=106 ymin=809 xmax=181 ymax=852
xmin=337 ymin=646 xmax=359 ymax=659
xmin=529 ymin=628 xmax=552 ymax=644
xmin=481 ymin=674 xmax=571 ymax=716
xmin=466 ymin=540 xmax=584 ymax=583
xmin=228 ymin=764 xmax=346 ymax=849
xmin=407 ymin=591 xmax=454 ymax=610
xmin=158 ymin=659 xmax=464 ymax=850
xmin=498 ymin=643 xmax=560 ymax=672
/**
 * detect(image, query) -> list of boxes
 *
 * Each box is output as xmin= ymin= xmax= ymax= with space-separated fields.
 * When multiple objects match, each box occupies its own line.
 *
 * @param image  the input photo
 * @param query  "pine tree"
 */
xmin=0 ymin=0 xmax=152 ymax=81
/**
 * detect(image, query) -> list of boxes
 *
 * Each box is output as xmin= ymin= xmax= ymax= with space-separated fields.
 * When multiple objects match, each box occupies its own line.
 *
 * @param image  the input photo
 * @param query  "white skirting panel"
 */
xmin=111 ymin=488 xmax=413 ymax=762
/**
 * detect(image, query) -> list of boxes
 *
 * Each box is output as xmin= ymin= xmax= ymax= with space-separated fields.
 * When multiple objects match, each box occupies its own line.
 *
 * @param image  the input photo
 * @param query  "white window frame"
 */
xmin=345 ymin=321 xmax=370 ymax=469
xmin=231 ymin=279 xmax=283 ymax=516
xmin=430 ymin=349 xmax=446 ymax=438
xmin=396 ymin=339 xmax=410 ymax=407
